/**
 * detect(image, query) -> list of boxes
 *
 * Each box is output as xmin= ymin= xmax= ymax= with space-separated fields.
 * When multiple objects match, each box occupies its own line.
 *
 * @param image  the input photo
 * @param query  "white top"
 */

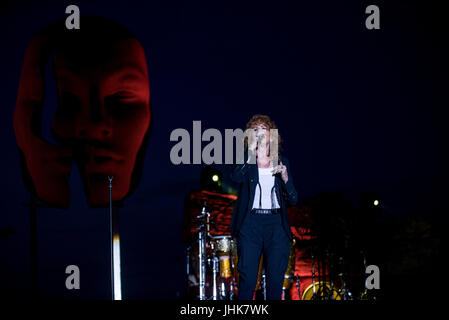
xmin=252 ymin=167 xmax=280 ymax=209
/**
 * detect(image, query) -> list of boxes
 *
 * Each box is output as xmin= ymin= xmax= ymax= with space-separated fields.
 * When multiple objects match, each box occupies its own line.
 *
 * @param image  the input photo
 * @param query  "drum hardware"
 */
xmin=209 ymin=237 xmax=224 ymax=300
xmin=205 ymin=234 xmax=237 ymax=300
xmin=339 ymin=278 xmax=353 ymax=300
xmin=337 ymin=256 xmax=353 ymax=300
xmin=358 ymin=250 xmax=366 ymax=300
xmin=220 ymin=281 xmax=226 ymax=299
xmin=211 ymin=255 xmax=219 ymax=300
xmin=208 ymin=220 xmax=217 ymax=236
xmin=291 ymin=274 xmax=301 ymax=300
xmin=323 ymin=249 xmax=331 ymax=300
xmin=326 ymin=253 xmax=335 ymax=300
xmin=303 ymin=247 xmax=339 ymax=301
xmin=282 ymin=238 xmax=297 ymax=300
xmin=296 ymin=275 xmax=301 ymax=300
xmin=185 ymin=246 xmax=191 ymax=293
xmin=230 ymin=240 xmax=238 ymax=299
xmin=229 ymin=280 xmax=235 ymax=300
xmin=311 ymin=248 xmax=316 ymax=299
xmin=211 ymin=235 xmax=234 ymax=279
xmin=329 ymin=280 xmax=335 ymax=300
xmin=196 ymin=205 xmax=210 ymax=300
xmin=309 ymin=249 xmax=333 ymax=301
xmin=187 ymin=214 xmax=363 ymax=301
xmin=359 ymin=250 xmax=376 ymax=300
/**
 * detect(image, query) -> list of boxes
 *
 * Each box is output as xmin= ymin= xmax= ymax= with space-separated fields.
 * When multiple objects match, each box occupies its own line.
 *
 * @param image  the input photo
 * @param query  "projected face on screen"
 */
xmin=14 ymin=18 xmax=151 ymax=207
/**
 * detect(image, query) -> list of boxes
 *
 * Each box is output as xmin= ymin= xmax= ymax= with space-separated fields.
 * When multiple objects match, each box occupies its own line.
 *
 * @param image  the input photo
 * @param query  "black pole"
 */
xmin=108 ymin=176 xmax=114 ymax=300
xmin=29 ymin=194 xmax=38 ymax=298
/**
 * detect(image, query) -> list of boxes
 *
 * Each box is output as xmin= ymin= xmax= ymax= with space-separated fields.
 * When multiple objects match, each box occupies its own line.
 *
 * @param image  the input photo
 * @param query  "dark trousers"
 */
xmin=237 ymin=212 xmax=290 ymax=300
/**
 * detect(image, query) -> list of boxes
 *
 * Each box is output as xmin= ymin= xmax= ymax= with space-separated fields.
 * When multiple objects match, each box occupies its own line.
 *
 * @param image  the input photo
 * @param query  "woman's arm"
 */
xmin=230 ymin=150 xmax=255 ymax=183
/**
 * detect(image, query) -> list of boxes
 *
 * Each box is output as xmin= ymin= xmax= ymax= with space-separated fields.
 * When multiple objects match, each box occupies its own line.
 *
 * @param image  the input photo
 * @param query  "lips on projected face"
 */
xmin=14 ymin=18 xmax=151 ymax=207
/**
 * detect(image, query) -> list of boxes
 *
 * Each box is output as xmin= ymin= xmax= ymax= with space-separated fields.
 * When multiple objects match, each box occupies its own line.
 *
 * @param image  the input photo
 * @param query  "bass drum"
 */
xmin=302 ymin=282 xmax=341 ymax=300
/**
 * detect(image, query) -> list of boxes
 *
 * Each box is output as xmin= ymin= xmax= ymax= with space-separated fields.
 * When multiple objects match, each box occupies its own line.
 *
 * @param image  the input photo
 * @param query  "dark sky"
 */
xmin=0 ymin=0 xmax=447 ymax=299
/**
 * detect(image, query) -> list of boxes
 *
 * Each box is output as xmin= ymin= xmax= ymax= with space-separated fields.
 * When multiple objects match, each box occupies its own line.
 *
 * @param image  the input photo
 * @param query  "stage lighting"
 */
xmin=360 ymin=192 xmax=381 ymax=217
xmin=200 ymin=166 xmax=222 ymax=192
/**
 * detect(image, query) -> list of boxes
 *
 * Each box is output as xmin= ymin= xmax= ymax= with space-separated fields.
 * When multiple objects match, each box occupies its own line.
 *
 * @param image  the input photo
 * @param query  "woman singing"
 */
xmin=230 ymin=114 xmax=298 ymax=300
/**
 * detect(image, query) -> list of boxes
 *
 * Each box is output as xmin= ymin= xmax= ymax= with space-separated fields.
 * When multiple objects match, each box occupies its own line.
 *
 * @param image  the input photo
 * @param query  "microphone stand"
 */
xmin=108 ymin=176 xmax=114 ymax=300
xmin=108 ymin=176 xmax=122 ymax=300
xmin=197 ymin=205 xmax=209 ymax=300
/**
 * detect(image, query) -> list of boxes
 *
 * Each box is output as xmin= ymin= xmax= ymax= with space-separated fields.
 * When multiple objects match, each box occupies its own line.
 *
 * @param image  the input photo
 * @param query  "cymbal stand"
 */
xmin=208 ymin=236 xmax=220 ymax=301
xmin=339 ymin=257 xmax=353 ymax=300
xmin=311 ymin=248 xmax=316 ymax=300
xmin=326 ymin=250 xmax=334 ymax=300
xmin=315 ymin=248 xmax=326 ymax=300
xmin=196 ymin=205 xmax=209 ymax=300
xmin=211 ymin=253 xmax=219 ymax=300
xmin=229 ymin=255 xmax=237 ymax=300
xmin=186 ymin=246 xmax=191 ymax=295
xmin=359 ymin=251 xmax=374 ymax=300
xmin=220 ymin=280 xmax=227 ymax=300
xmin=294 ymin=274 xmax=301 ymax=300
xmin=229 ymin=281 xmax=235 ymax=300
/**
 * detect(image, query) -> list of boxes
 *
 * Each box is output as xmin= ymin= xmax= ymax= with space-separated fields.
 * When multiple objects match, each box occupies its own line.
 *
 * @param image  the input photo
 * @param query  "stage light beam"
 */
xmin=212 ymin=174 xmax=219 ymax=182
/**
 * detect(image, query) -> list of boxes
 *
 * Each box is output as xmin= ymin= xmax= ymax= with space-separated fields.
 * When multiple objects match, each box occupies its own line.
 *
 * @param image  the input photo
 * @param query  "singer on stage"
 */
xmin=230 ymin=114 xmax=298 ymax=300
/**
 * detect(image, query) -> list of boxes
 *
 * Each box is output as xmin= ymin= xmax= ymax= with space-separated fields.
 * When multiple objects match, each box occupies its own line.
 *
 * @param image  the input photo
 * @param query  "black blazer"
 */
xmin=230 ymin=151 xmax=298 ymax=239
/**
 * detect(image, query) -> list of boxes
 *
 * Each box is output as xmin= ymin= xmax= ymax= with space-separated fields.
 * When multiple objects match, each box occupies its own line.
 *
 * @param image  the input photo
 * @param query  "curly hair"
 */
xmin=243 ymin=114 xmax=282 ymax=155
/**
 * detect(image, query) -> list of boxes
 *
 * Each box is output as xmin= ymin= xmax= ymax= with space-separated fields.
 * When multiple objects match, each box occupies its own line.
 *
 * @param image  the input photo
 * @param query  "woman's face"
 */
xmin=51 ymin=39 xmax=150 ymax=206
xmin=251 ymin=122 xmax=270 ymax=147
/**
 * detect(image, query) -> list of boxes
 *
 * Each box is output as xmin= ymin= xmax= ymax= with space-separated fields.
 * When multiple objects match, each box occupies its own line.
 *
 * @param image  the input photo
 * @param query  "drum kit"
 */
xmin=185 ymin=205 xmax=359 ymax=300
xmin=185 ymin=205 xmax=239 ymax=300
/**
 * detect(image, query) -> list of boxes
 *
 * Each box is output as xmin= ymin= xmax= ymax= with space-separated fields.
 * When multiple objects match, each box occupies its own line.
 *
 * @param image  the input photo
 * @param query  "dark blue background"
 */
xmin=0 ymin=0 xmax=447 ymax=299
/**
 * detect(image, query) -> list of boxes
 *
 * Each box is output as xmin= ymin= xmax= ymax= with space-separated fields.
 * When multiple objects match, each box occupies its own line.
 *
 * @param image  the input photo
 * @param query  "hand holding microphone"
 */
xmin=247 ymin=133 xmax=265 ymax=164
xmin=248 ymin=133 xmax=264 ymax=151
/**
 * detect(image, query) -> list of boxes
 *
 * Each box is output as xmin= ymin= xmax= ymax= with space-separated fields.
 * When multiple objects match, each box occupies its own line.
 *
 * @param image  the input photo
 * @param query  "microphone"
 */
xmin=255 ymin=134 xmax=266 ymax=156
